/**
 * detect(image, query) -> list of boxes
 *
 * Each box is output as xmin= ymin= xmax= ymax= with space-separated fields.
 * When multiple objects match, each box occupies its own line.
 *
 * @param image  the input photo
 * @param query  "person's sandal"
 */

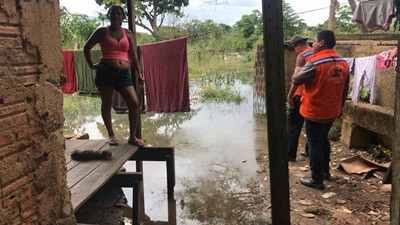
xmin=128 ymin=138 xmax=146 ymax=147
xmin=108 ymin=136 xmax=118 ymax=145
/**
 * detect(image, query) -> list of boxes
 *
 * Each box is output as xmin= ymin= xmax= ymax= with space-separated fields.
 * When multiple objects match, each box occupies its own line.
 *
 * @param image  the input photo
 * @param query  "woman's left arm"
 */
xmin=125 ymin=29 xmax=143 ymax=81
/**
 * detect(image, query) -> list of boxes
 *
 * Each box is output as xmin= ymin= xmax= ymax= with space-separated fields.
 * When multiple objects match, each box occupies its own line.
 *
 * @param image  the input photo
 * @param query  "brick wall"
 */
xmin=0 ymin=1 xmax=75 ymax=224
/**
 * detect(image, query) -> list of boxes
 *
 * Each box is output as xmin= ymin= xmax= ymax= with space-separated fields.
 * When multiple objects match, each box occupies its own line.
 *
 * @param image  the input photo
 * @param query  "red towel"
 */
xmin=62 ymin=50 xmax=77 ymax=94
xmin=140 ymin=37 xmax=190 ymax=112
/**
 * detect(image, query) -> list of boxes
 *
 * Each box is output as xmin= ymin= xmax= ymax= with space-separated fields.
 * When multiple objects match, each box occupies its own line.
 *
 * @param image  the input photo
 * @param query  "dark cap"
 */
xmin=289 ymin=35 xmax=308 ymax=47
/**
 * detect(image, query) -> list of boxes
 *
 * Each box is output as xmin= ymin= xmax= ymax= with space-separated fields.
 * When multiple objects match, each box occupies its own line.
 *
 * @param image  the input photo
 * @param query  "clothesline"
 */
xmin=344 ymin=47 xmax=397 ymax=105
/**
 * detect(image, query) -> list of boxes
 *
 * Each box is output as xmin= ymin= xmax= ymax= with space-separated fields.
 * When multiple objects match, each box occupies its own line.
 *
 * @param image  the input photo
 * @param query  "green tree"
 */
xmin=60 ymin=7 xmax=100 ymax=49
xmin=95 ymin=0 xmax=189 ymax=36
xmin=282 ymin=0 xmax=307 ymax=39
xmin=233 ymin=10 xmax=262 ymax=50
xmin=336 ymin=5 xmax=357 ymax=33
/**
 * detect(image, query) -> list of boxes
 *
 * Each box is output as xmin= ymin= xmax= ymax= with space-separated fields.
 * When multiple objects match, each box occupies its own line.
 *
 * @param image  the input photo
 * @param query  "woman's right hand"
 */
xmin=91 ymin=62 xmax=103 ymax=70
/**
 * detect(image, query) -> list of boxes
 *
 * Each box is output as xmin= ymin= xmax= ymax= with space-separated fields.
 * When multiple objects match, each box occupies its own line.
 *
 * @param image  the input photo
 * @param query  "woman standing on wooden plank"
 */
xmin=83 ymin=4 xmax=145 ymax=147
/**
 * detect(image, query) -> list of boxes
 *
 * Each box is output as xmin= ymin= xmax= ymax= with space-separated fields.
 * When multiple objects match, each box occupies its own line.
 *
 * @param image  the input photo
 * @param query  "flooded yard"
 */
xmin=63 ymin=81 xmax=271 ymax=224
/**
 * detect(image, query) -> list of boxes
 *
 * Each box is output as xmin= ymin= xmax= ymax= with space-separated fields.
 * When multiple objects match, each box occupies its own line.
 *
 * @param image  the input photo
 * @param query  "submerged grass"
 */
xmin=199 ymin=85 xmax=244 ymax=104
xmin=196 ymin=71 xmax=246 ymax=103
xmin=187 ymin=46 xmax=255 ymax=103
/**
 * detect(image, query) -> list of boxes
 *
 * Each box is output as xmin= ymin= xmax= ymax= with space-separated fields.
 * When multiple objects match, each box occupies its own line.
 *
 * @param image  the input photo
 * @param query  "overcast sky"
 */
xmin=59 ymin=0 xmax=346 ymax=27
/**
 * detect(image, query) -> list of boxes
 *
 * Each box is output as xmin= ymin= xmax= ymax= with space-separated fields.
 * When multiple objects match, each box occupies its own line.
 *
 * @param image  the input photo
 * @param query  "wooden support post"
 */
xmin=107 ymin=172 xmax=144 ymax=225
xmin=262 ymin=0 xmax=291 ymax=224
xmin=168 ymin=199 xmax=177 ymax=225
xmin=391 ymin=40 xmax=400 ymax=224
xmin=131 ymin=147 xmax=176 ymax=199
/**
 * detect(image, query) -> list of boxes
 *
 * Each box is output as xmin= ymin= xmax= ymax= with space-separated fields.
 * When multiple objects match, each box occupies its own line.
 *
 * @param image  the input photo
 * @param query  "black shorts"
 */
xmin=95 ymin=63 xmax=133 ymax=89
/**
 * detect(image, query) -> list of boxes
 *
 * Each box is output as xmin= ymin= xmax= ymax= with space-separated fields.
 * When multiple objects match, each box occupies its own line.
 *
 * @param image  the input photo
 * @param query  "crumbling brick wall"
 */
xmin=0 ymin=1 xmax=75 ymax=224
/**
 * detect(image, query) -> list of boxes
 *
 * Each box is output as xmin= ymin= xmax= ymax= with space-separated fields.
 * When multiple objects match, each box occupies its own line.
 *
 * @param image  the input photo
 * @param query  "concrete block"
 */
xmin=341 ymin=119 xmax=371 ymax=149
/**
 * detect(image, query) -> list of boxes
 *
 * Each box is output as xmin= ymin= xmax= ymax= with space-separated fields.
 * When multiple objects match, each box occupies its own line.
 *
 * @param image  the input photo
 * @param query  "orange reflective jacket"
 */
xmin=300 ymin=49 xmax=349 ymax=120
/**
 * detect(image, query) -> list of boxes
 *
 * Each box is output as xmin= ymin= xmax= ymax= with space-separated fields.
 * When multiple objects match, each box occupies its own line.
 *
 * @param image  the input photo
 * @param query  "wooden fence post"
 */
xmin=262 ymin=0 xmax=291 ymax=224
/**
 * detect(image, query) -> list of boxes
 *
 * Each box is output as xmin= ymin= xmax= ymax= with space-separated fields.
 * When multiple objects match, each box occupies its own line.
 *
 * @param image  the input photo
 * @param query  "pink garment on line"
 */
xmin=62 ymin=50 xmax=77 ymax=94
xmin=140 ymin=37 xmax=190 ymax=113
xmin=376 ymin=48 xmax=397 ymax=70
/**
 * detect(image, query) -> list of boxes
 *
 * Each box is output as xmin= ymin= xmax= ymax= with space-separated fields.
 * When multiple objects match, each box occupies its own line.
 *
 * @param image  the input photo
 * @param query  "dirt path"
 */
xmin=258 ymin=141 xmax=391 ymax=225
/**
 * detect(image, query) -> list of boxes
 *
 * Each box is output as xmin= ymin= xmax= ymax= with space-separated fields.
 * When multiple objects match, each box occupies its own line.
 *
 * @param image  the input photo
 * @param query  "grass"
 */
xmin=199 ymin=85 xmax=244 ymax=104
xmin=187 ymin=46 xmax=255 ymax=103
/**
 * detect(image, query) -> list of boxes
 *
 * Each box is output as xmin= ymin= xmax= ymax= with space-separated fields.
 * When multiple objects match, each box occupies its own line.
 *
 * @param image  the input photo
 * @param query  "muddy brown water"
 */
xmin=64 ymin=82 xmax=295 ymax=224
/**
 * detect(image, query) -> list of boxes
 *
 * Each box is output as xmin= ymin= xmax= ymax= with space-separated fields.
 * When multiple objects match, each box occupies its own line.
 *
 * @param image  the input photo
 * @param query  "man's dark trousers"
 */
xmin=287 ymin=95 xmax=306 ymax=160
xmin=305 ymin=119 xmax=333 ymax=183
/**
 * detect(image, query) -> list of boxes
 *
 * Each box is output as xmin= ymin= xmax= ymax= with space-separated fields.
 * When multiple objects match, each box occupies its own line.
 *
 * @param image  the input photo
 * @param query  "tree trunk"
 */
xmin=328 ymin=0 xmax=337 ymax=31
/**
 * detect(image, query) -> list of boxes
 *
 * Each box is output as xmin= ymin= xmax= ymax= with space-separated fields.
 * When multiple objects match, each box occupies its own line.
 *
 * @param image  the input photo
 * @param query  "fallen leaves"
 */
xmin=301 ymin=213 xmax=315 ymax=218
xmin=298 ymin=200 xmax=313 ymax=206
xmin=321 ymin=192 xmax=336 ymax=199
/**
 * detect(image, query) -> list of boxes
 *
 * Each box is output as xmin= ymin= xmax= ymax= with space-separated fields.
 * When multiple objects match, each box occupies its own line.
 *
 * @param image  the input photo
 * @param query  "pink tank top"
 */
xmin=100 ymin=26 xmax=130 ymax=62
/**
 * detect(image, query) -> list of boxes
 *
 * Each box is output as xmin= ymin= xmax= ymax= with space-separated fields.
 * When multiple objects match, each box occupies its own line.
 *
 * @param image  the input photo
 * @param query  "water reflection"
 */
xmin=177 ymin=161 xmax=267 ymax=225
xmin=63 ymin=81 xmax=271 ymax=224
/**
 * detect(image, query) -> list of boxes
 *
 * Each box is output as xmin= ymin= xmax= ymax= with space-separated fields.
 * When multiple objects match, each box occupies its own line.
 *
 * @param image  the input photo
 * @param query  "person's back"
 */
xmin=300 ymin=49 xmax=349 ymax=120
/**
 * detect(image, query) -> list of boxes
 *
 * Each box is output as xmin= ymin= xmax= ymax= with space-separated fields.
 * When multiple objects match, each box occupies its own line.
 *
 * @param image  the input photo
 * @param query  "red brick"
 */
xmin=16 ymin=126 xmax=40 ymax=140
xmin=21 ymin=207 xmax=36 ymax=220
xmin=0 ymin=135 xmax=9 ymax=147
xmin=3 ymin=92 xmax=25 ymax=104
xmin=21 ymin=196 xmax=36 ymax=211
xmin=21 ymin=215 xmax=37 ymax=225
xmin=0 ymin=103 xmax=26 ymax=117
xmin=2 ymin=176 xmax=28 ymax=196
xmin=0 ymin=112 xmax=28 ymax=131
xmin=2 ymin=194 xmax=17 ymax=208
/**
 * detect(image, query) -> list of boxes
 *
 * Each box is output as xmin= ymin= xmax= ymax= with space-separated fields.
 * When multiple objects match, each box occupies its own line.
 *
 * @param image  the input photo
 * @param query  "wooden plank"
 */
xmin=67 ymin=140 xmax=111 ymax=186
xmin=65 ymin=139 xmax=107 ymax=164
xmin=65 ymin=139 xmax=90 ymax=155
xmin=66 ymin=140 xmax=108 ymax=171
xmin=391 ymin=40 xmax=400 ymax=224
xmin=69 ymin=140 xmax=138 ymax=211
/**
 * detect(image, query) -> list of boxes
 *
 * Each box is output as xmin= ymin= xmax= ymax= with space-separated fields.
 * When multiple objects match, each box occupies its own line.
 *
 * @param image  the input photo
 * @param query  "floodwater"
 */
xmin=63 ymin=81 xmax=272 ymax=224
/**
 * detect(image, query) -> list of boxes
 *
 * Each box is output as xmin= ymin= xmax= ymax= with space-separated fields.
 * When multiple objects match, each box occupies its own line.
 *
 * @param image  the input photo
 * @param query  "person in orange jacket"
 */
xmin=289 ymin=30 xmax=350 ymax=190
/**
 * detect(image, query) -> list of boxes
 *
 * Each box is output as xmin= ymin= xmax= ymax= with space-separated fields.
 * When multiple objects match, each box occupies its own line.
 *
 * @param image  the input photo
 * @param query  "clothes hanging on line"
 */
xmin=140 ymin=37 xmax=190 ymax=113
xmin=376 ymin=48 xmax=397 ymax=70
xmin=352 ymin=0 xmax=396 ymax=32
xmin=62 ymin=50 xmax=77 ymax=94
xmin=74 ymin=50 xmax=100 ymax=95
xmin=351 ymin=56 xmax=377 ymax=104
xmin=343 ymin=58 xmax=355 ymax=74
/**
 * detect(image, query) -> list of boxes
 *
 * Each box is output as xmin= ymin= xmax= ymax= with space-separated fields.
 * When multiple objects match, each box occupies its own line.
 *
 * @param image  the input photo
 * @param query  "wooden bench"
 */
xmin=65 ymin=139 xmax=143 ymax=225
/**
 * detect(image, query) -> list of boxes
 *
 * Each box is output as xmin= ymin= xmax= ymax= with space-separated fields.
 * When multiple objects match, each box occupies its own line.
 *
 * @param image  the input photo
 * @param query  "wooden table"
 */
xmin=65 ymin=139 xmax=142 ymax=225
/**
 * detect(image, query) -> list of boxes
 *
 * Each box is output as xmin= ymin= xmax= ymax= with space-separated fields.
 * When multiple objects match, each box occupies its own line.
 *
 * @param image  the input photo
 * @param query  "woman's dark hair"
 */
xmin=316 ymin=30 xmax=336 ymax=49
xmin=106 ymin=5 xmax=126 ymax=20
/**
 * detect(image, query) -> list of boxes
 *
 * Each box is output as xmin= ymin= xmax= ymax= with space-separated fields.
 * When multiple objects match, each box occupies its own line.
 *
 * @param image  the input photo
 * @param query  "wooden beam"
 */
xmin=391 ymin=40 xmax=400 ymax=224
xmin=262 ymin=0 xmax=290 ymax=224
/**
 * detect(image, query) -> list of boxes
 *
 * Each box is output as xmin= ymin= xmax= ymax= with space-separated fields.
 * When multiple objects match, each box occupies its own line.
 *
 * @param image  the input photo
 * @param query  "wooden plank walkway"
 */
xmin=65 ymin=139 xmax=176 ymax=225
xmin=65 ymin=139 xmax=142 ymax=224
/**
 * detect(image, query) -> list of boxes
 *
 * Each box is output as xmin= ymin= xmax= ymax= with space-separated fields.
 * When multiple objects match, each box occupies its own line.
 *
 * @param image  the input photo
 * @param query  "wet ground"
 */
xmin=64 ymin=81 xmax=391 ymax=225
xmin=64 ymin=81 xmax=271 ymax=224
